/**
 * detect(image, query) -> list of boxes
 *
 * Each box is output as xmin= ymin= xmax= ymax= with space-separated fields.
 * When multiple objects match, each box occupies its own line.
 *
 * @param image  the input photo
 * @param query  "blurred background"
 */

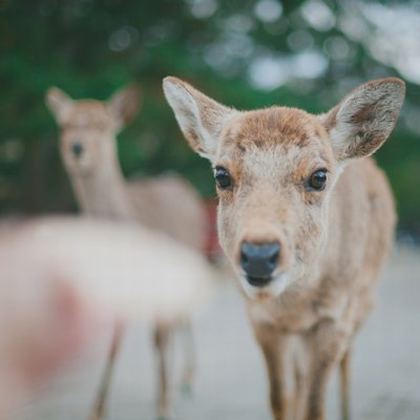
xmin=0 ymin=0 xmax=419 ymax=239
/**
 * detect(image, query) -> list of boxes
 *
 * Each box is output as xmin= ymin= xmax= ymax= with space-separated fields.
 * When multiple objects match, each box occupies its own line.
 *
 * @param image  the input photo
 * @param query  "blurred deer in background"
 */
xmin=46 ymin=86 xmax=207 ymax=420
xmin=164 ymin=76 xmax=404 ymax=420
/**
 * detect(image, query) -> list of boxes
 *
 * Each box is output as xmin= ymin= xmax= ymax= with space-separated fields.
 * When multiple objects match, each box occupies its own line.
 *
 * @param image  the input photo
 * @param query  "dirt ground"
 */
xmin=14 ymin=245 xmax=420 ymax=420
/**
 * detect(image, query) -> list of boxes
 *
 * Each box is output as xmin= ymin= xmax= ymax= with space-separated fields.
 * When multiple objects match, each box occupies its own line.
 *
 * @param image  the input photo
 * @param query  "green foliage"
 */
xmin=0 ymin=0 xmax=419 ymax=230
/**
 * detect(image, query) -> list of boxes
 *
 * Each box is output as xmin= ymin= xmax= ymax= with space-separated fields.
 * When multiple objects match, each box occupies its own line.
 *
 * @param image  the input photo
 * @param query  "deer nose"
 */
xmin=71 ymin=142 xmax=83 ymax=158
xmin=240 ymin=241 xmax=280 ymax=287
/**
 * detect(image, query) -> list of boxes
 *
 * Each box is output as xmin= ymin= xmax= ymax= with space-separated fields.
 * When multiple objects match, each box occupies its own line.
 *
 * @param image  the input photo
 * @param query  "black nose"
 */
xmin=71 ymin=142 xmax=83 ymax=158
xmin=240 ymin=242 xmax=280 ymax=287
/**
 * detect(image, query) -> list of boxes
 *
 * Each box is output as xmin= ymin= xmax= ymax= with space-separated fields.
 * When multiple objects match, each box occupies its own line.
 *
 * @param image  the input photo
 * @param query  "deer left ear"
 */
xmin=320 ymin=78 xmax=405 ymax=161
xmin=107 ymin=84 xmax=141 ymax=130
xmin=45 ymin=87 xmax=74 ymax=125
xmin=163 ymin=76 xmax=237 ymax=160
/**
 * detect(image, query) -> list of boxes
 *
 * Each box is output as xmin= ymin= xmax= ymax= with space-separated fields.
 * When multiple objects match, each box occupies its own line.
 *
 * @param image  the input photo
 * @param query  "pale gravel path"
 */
xmin=14 ymin=246 xmax=420 ymax=420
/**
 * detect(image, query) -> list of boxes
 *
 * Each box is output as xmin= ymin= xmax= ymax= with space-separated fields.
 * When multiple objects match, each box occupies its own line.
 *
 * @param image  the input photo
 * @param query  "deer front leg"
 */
xmin=253 ymin=325 xmax=294 ymax=420
xmin=179 ymin=318 xmax=195 ymax=396
xmin=153 ymin=321 xmax=173 ymax=420
xmin=339 ymin=349 xmax=351 ymax=420
xmin=89 ymin=321 xmax=124 ymax=420
xmin=303 ymin=321 xmax=350 ymax=420
xmin=293 ymin=336 xmax=310 ymax=420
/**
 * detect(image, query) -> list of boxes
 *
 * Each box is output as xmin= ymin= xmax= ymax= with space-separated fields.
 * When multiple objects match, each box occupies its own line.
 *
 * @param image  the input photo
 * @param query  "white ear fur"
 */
xmin=45 ymin=87 xmax=74 ymax=125
xmin=163 ymin=76 xmax=237 ymax=160
xmin=321 ymin=78 xmax=405 ymax=161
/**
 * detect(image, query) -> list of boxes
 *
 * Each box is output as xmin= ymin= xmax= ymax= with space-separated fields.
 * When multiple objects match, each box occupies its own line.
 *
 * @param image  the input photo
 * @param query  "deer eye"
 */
xmin=214 ymin=166 xmax=232 ymax=190
xmin=308 ymin=169 xmax=328 ymax=191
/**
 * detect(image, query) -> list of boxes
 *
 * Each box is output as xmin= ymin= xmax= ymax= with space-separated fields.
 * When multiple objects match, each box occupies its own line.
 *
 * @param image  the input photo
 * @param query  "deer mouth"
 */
xmin=67 ymin=157 xmax=94 ymax=176
xmin=246 ymin=275 xmax=272 ymax=287
xmin=239 ymin=272 xmax=290 ymax=300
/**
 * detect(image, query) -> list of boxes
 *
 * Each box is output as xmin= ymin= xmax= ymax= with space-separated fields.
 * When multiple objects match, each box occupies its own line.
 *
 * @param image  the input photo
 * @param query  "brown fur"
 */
xmin=46 ymin=86 xmax=206 ymax=420
xmin=163 ymin=76 xmax=404 ymax=420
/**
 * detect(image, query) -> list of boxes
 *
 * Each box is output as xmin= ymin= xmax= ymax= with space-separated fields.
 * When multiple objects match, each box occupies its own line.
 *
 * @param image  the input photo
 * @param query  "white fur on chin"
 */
xmin=239 ymin=272 xmax=290 ymax=300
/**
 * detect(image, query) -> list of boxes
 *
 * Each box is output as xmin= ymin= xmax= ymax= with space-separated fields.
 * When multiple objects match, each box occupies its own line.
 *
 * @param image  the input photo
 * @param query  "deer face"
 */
xmin=211 ymin=109 xmax=337 ymax=299
xmin=163 ymin=77 xmax=404 ymax=300
xmin=46 ymin=86 xmax=139 ymax=176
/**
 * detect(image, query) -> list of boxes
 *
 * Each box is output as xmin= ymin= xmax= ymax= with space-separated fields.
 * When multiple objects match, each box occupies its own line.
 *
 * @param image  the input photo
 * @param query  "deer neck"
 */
xmin=70 ymin=144 xmax=133 ymax=219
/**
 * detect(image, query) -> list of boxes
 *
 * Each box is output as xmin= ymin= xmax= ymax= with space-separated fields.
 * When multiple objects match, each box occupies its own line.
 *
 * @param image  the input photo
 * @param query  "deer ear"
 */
xmin=163 ymin=76 xmax=237 ymax=160
xmin=107 ymin=84 xmax=140 ymax=129
xmin=46 ymin=87 xmax=74 ymax=125
xmin=321 ymin=78 xmax=405 ymax=161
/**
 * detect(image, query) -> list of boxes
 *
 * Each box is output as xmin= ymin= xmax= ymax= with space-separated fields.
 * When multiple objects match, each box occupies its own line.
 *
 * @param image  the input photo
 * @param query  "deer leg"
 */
xmin=179 ymin=318 xmax=195 ymax=396
xmin=293 ymin=337 xmax=310 ymax=420
xmin=154 ymin=321 xmax=172 ymax=420
xmin=89 ymin=321 xmax=124 ymax=420
xmin=303 ymin=321 xmax=349 ymax=420
xmin=254 ymin=326 xmax=294 ymax=420
xmin=339 ymin=349 xmax=351 ymax=420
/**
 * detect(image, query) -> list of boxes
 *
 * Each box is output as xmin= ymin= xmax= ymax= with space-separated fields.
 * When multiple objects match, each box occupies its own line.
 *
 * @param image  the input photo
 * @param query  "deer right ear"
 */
xmin=163 ymin=77 xmax=237 ymax=160
xmin=320 ymin=78 xmax=405 ymax=161
xmin=107 ymin=84 xmax=141 ymax=130
xmin=45 ymin=87 xmax=74 ymax=125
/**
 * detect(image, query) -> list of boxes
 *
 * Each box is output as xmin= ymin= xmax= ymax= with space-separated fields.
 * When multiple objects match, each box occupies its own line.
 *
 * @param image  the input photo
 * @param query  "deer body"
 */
xmin=69 ymin=154 xmax=204 ymax=249
xmin=247 ymin=157 xmax=395 ymax=419
xmin=163 ymin=76 xmax=404 ymax=420
xmin=46 ymin=87 xmax=206 ymax=420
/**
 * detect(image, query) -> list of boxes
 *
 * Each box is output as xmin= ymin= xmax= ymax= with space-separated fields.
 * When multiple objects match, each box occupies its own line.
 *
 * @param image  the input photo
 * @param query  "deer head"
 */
xmin=163 ymin=77 xmax=405 ymax=300
xmin=46 ymin=85 xmax=140 ymax=176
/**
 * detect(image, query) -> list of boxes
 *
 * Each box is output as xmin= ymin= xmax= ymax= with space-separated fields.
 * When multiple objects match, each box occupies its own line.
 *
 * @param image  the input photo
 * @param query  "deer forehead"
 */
xmin=247 ymin=146 xmax=330 ymax=180
xmin=64 ymin=101 xmax=112 ymax=130
xmin=217 ymin=107 xmax=334 ymax=182
xmin=221 ymin=107 xmax=328 ymax=148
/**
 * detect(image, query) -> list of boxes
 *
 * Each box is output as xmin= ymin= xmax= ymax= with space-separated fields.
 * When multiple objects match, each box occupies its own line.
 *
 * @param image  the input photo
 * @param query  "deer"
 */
xmin=0 ymin=216 xmax=214 ymax=419
xmin=46 ymin=85 xmax=207 ymax=420
xmin=163 ymin=76 xmax=405 ymax=420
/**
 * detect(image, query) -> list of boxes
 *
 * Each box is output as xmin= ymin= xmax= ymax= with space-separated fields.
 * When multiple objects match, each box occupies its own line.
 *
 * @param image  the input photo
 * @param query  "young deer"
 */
xmin=46 ymin=86 xmax=206 ymax=420
xmin=163 ymin=76 xmax=405 ymax=420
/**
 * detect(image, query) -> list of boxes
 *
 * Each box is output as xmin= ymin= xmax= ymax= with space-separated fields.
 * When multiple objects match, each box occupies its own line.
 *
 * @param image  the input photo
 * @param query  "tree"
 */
xmin=0 ymin=0 xmax=419 ymax=231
